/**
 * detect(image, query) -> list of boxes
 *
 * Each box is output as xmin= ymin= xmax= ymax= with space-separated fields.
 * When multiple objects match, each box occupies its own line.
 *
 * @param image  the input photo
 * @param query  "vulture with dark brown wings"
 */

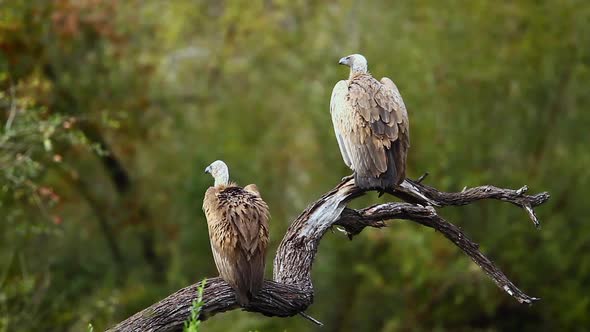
xmin=330 ymin=53 xmax=410 ymax=190
xmin=203 ymin=160 xmax=270 ymax=306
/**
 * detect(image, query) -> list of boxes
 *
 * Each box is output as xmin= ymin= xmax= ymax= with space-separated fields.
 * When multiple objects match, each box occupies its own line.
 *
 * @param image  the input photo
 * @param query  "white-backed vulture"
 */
xmin=330 ymin=53 xmax=410 ymax=190
xmin=203 ymin=160 xmax=270 ymax=306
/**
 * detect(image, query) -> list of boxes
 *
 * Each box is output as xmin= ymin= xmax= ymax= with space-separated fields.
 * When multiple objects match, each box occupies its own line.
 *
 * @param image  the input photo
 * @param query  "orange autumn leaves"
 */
xmin=51 ymin=0 xmax=122 ymax=42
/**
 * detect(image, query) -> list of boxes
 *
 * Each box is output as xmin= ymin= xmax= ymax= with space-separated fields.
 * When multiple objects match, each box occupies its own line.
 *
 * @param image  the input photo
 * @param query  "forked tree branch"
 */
xmin=108 ymin=176 xmax=549 ymax=332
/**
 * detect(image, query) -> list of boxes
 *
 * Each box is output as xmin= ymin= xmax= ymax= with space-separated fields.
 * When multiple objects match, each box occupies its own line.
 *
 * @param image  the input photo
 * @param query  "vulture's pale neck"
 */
xmin=349 ymin=60 xmax=368 ymax=79
xmin=214 ymin=167 xmax=229 ymax=187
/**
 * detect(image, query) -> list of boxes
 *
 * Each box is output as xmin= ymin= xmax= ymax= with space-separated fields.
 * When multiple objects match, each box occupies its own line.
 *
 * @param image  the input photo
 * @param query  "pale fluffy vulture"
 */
xmin=203 ymin=160 xmax=270 ymax=306
xmin=330 ymin=53 xmax=410 ymax=190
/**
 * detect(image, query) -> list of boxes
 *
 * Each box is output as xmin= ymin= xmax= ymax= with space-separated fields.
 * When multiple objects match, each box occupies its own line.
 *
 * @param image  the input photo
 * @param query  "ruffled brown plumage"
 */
xmin=203 ymin=164 xmax=269 ymax=306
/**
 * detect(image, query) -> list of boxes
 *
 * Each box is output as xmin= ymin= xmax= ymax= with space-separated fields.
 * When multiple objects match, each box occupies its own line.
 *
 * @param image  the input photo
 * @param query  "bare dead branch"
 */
xmin=108 ymin=278 xmax=312 ymax=332
xmin=335 ymin=202 xmax=540 ymax=304
xmin=108 ymin=176 xmax=548 ymax=331
xmin=398 ymin=179 xmax=550 ymax=227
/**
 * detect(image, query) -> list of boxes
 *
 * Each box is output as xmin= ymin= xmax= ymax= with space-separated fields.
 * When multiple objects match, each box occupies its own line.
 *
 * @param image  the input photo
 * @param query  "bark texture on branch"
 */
xmin=108 ymin=177 xmax=549 ymax=332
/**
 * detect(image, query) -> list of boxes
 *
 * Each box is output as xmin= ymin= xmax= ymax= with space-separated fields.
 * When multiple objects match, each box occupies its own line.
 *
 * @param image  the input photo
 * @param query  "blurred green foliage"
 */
xmin=1 ymin=0 xmax=589 ymax=331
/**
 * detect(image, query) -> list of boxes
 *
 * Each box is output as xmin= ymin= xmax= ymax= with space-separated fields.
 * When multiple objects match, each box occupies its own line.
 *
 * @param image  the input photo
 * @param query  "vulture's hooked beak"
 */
xmin=204 ymin=166 xmax=211 ymax=174
xmin=338 ymin=56 xmax=350 ymax=66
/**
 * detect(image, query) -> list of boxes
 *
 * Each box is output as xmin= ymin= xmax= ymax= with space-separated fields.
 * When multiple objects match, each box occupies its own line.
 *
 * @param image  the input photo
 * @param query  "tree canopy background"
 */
xmin=1 ymin=1 xmax=589 ymax=331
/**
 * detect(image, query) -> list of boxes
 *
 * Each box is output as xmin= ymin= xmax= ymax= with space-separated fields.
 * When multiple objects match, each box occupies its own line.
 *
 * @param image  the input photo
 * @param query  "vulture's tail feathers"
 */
xmin=354 ymin=147 xmax=404 ymax=191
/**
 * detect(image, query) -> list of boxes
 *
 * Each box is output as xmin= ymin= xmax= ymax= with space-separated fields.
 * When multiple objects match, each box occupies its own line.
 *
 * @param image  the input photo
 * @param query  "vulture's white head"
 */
xmin=339 ymin=54 xmax=368 ymax=75
xmin=205 ymin=160 xmax=229 ymax=186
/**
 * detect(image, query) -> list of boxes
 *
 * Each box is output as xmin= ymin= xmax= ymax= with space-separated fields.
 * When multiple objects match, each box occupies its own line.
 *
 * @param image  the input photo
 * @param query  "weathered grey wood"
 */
xmin=108 ymin=177 xmax=549 ymax=331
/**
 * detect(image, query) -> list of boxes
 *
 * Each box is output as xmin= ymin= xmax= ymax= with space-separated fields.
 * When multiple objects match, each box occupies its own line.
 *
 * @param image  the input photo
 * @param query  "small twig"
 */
xmin=516 ymin=185 xmax=528 ymax=196
xmin=341 ymin=174 xmax=355 ymax=182
xmin=299 ymin=312 xmax=324 ymax=326
xmin=524 ymin=205 xmax=540 ymax=228
xmin=416 ymin=172 xmax=429 ymax=183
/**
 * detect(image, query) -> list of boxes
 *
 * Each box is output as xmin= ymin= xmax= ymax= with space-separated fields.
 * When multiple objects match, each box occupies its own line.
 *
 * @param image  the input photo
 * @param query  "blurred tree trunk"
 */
xmin=61 ymin=169 xmax=127 ymax=276
xmin=43 ymin=64 xmax=168 ymax=282
xmin=80 ymin=123 xmax=167 ymax=282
